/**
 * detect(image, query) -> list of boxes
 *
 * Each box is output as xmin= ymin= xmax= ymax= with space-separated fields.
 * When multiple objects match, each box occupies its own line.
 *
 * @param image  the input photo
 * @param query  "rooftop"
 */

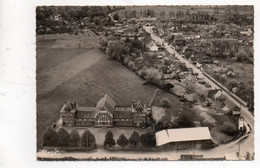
xmin=155 ymin=127 xmax=212 ymax=146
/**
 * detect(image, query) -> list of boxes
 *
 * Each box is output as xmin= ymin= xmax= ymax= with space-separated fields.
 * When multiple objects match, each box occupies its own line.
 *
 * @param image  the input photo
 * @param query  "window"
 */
xmin=97 ymin=115 xmax=110 ymax=126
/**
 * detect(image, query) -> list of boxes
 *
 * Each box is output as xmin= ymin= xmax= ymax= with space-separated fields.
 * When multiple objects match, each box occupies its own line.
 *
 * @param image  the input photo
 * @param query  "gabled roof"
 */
xmin=60 ymin=101 xmax=77 ymax=113
xmin=132 ymin=100 xmax=146 ymax=112
xmin=96 ymin=94 xmax=116 ymax=113
xmin=75 ymin=106 xmax=97 ymax=119
xmin=223 ymin=99 xmax=237 ymax=111
xmin=156 ymin=127 xmax=212 ymax=146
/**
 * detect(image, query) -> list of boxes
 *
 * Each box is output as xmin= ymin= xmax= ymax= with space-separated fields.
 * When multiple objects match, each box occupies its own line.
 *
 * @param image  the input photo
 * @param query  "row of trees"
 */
xmin=43 ymin=128 xmax=96 ymax=149
xmin=100 ymin=35 xmax=164 ymax=86
xmin=104 ymin=131 xmax=156 ymax=148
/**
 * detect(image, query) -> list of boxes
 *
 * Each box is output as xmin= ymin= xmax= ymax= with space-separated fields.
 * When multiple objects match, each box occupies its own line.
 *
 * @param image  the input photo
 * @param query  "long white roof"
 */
xmin=155 ymin=127 xmax=212 ymax=146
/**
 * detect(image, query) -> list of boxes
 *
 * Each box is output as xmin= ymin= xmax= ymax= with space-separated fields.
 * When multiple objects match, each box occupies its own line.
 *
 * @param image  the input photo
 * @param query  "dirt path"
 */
xmin=37 ymin=49 xmax=104 ymax=95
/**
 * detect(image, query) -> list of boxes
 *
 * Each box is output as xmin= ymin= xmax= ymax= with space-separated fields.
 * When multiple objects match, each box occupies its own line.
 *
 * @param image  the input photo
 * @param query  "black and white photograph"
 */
xmin=35 ymin=5 xmax=254 ymax=161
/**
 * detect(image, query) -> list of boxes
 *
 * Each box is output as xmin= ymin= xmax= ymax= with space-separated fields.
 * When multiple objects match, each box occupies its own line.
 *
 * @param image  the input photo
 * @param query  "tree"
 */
xmin=117 ymin=134 xmax=129 ymax=148
xmin=128 ymin=61 xmax=136 ymax=70
xmin=104 ymin=131 xmax=116 ymax=147
xmin=220 ymin=122 xmax=239 ymax=136
xmin=236 ymin=51 xmax=249 ymax=63
xmin=160 ymin=98 xmax=172 ymax=108
xmin=69 ymin=129 xmax=81 ymax=147
xmin=144 ymin=67 xmax=162 ymax=83
xmin=140 ymin=133 xmax=156 ymax=148
xmin=81 ymin=129 xmax=96 ymax=149
xmin=43 ymin=128 xmax=58 ymax=147
xmin=174 ymin=113 xmax=195 ymax=128
xmin=106 ymin=40 xmax=130 ymax=61
xmin=113 ymin=13 xmax=119 ymax=20
xmin=160 ymin=11 xmax=165 ymax=18
xmin=57 ymin=128 xmax=70 ymax=147
xmin=93 ymin=17 xmax=100 ymax=25
xmin=186 ymin=10 xmax=190 ymax=16
xmin=131 ymin=39 xmax=143 ymax=50
xmin=99 ymin=35 xmax=108 ymax=50
xmin=129 ymin=131 xmax=140 ymax=147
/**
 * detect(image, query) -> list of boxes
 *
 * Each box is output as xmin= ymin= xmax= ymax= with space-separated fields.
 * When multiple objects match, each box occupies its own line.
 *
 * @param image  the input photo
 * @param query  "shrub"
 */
xmin=220 ymin=122 xmax=239 ymax=136
xmin=144 ymin=67 xmax=162 ymax=82
xmin=104 ymin=131 xmax=116 ymax=147
xmin=57 ymin=128 xmax=70 ymax=147
xmin=128 ymin=131 xmax=140 ymax=147
xmin=140 ymin=133 xmax=156 ymax=148
xmin=160 ymin=98 xmax=172 ymax=108
xmin=128 ymin=61 xmax=136 ymax=70
xmin=123 ymin=56 xmax=130 ymax=65
xmin=81 ymin=129 xmax=96 ymax=149
xmin=69 ymin=129 xmax=81 ymax=147
xmin=174 ymin=114 xmax=195 ymax=128
xmin=138 ymin=66 xmax=148 ymax=78
xmin=117 ymin=134 xmax=129 ymax=148
xmin=113 ymin=13 xmax=119 ymax=20
xmin=43 ymin=128 xmax=58 ymax=147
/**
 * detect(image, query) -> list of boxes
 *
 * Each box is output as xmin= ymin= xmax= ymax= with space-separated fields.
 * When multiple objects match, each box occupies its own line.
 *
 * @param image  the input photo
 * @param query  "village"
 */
xmin=36 ymin=6 xmax=254 ymax=160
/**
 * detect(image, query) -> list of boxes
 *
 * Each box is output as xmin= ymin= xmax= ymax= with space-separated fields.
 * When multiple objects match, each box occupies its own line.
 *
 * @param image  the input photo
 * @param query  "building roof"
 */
xmin=75 ymin=106 xmax=97 ymax=119
xmin=96 ymin=94 xmax=116 ymax=113
xmin=75 ymin=111 xmax=94 ymax=119
xmin=114 ymin=106 xmax=133 ymax=119
xmin=60 ymin=101 xmax=77 ymax=113
xmin=223 ymin=99 xmax=237 ymax=112
xmin=175 ymin=35 xmax=185 ymax=41
xmin=155 ymin=127 xmax=212 ymax=146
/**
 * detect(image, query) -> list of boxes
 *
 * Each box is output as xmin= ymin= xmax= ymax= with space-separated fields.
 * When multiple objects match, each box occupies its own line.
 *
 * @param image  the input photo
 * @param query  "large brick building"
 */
xmin=60 ymin=94 xmax=151 ymax=128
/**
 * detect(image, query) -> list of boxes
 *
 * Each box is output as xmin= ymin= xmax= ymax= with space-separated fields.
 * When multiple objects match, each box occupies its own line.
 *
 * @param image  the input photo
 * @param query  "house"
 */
xmin=156 ymin=127 xmax=213 ymax=150
xmin=207 ymin=89 xmax=219 ymax=99
xmin=222 ymin=99 xmax=238 ymax=113
xmin=174 ymin=35 xmax=186 ymax=46
xmin=60 ymin=94 xmax=151 ymax=128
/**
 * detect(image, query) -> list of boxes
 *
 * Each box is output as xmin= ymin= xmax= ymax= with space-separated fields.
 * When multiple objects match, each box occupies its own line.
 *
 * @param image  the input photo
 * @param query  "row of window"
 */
xmin=62 ymin=113 xmax=73 ymax=117
xmin=114 ymin=118 xmax=132 ymax=121
xmin=77 ymin=119 xmax=94 ymax=121
xmin=64 ymin=120 xmax=73 ymax=123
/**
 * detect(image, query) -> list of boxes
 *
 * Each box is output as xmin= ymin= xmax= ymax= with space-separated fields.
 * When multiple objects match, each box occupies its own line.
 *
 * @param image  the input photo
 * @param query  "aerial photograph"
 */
xmin=36 ymin=5 xmax=254 ymax=161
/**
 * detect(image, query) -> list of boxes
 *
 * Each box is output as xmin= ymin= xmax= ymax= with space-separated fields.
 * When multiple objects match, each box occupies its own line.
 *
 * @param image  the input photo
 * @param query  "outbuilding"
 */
xmin=156 ymin=127 xmax=213 ymax=150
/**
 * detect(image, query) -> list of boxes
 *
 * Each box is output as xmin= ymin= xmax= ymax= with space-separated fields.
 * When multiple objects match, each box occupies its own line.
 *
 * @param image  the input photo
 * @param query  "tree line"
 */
xmin=43 ymin=128 xmax=156 ymax=149
xmin=104 ymin=131 xmax=156 ymax=148
xmin=43 ymin=128 xmax=96 ymax=150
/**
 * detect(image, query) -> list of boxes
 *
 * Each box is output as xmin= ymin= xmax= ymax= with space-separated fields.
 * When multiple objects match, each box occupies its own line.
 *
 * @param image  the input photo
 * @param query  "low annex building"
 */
xmin=60 ymin=94 xmax=151 ymax=128
xmin=155 ymin=127 xmax=213 ymax=149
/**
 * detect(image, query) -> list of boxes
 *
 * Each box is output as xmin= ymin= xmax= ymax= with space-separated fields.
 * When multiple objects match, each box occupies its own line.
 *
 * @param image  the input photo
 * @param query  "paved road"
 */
xmin=143 ymin=26 xmax=254 ymax=159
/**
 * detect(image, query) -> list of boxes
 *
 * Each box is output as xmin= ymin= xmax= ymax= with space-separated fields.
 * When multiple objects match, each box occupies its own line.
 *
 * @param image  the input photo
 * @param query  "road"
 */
xmin=143 ymin=26 xmax=254 ymax=159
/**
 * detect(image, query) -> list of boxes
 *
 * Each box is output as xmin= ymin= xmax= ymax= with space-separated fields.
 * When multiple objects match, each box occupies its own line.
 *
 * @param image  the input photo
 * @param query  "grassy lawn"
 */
xmin=36 ymin=48 xmax=88 ymax=72
xmin=216 ymin=58 xmax=254 ymax=89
